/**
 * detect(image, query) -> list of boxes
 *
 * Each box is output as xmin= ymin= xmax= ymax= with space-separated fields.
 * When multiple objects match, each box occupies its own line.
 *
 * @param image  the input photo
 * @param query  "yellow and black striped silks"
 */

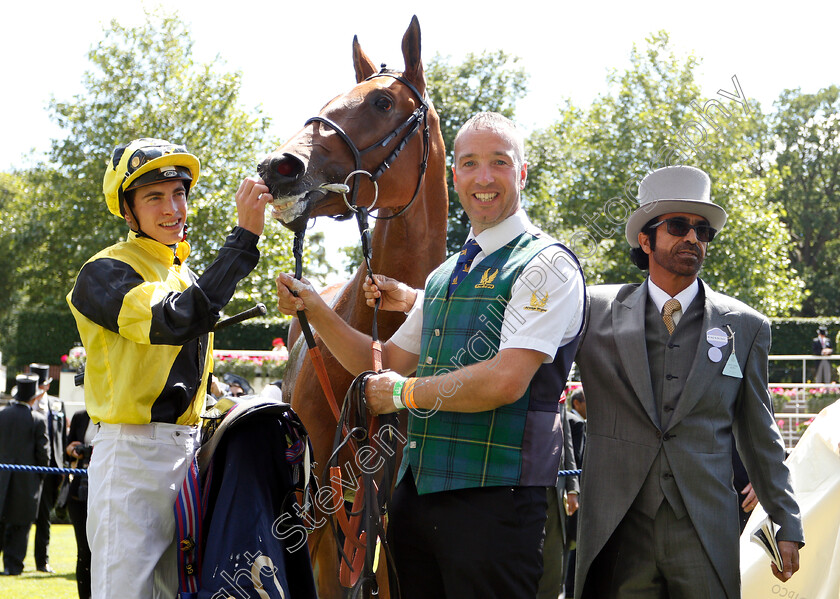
xmin=67 ymin=228 xmax=259 ymax=425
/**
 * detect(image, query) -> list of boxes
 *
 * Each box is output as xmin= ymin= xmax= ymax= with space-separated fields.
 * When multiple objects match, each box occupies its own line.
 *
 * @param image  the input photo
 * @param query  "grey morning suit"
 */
xmin=574 ymin=280 xmax=803 ymax=599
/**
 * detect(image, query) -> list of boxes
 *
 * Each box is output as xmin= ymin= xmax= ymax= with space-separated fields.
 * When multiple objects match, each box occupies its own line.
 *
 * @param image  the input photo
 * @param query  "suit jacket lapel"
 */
xmin=668 ymin=281 xmax=737 ymax=428
xmin=613 ymin=282 xmax=659 ymax=426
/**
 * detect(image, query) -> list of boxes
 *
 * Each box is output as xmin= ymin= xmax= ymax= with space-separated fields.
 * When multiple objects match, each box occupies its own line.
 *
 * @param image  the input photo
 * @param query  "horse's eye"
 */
xmin=374 ymin=96 xmax=393 ymax=112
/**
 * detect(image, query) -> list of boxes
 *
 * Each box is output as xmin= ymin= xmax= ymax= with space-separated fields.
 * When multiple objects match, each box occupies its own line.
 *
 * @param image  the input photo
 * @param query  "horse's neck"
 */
xmin=337 ymin=138 xmax=448 ymax=337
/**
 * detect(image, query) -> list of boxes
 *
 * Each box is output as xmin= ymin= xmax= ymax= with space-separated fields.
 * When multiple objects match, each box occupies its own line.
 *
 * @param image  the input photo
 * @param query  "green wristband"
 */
xmin=392 ymin=379 xmax=406 ymax=410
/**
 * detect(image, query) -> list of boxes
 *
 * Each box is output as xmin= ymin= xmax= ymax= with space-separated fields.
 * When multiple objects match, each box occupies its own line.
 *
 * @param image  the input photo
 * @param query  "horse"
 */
xmin=258 ymin=16 xmax=448 ymax=599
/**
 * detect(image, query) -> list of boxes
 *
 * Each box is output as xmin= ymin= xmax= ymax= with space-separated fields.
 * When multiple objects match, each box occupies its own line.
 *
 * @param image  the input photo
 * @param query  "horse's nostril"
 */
xmin=267 ymin=153 xmax=305 ymax=182
xmin=276 ymin=160 xmax=296 ymax=177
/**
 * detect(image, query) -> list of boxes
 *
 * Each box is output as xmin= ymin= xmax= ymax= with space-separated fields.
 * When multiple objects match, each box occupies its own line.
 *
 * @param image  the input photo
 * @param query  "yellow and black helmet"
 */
xmin=103 ymin=138 xmax=200 ymax=217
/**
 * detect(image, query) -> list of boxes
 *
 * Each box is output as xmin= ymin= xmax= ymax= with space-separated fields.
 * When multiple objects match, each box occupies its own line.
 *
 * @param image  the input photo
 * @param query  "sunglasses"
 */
xmin=649 ymin=218 xmax=717 ymax=243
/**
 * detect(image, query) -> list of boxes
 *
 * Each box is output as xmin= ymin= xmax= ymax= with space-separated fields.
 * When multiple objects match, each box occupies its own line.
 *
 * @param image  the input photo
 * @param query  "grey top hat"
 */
xmin=14 ymin=373 xmax=41 ymax=403
xmin=625 ymin=165 xmax=728 ymax=248
xmin=29 ymin=363 xmax=52 ymax=386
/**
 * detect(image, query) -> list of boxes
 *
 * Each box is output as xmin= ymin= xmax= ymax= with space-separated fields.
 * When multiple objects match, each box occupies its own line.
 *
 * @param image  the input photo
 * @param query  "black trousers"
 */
xmin=67 ymin=497 xmax=91 ymax=599
xmin=1 ymin=522 xmax=31 ymax=574
xmin=34 ymin=475 xmax=58 ymax=567
xmin=387 ymin=471 xmax=547 ymax=599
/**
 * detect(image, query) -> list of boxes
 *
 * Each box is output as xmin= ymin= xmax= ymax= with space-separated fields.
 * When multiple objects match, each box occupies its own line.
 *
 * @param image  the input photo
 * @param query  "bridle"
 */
xmin=293 ymin=66 xmax=431 ymax=371
xmin=305 ymin=66 xmax=431 ymax=223
xmin=291 ymin=66 xmax=430 ymax=599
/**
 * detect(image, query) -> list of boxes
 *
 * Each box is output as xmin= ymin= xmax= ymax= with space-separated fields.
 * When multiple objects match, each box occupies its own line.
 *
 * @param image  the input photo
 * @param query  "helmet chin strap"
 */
xmin=124 ymin=202 xmax=152 ymax=240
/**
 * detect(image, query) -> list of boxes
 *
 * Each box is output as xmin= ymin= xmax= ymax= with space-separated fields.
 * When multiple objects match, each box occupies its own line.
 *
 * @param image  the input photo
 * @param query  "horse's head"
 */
xmin=258 ymin=16 xmax=431 ymax=232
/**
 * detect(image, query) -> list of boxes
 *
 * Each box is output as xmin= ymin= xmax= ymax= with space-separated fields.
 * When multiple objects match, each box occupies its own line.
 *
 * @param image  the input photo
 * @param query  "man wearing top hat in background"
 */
xmin=0 ymin=374 xmax=49 ymax=575
xmin=29 ymin=363 xmax=67 ymax=573
xmin=811 ymin=325 xmax=833 ymax=383
xmin=573 ymin=165 xmax=804 ymax=598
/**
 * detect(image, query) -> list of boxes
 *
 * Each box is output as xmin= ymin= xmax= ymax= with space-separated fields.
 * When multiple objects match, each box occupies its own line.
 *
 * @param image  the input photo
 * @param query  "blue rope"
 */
xmin=1 ymin=463 xmax=575 ymax=479
xmin=0 ymin=464 xmax=87 ymax=476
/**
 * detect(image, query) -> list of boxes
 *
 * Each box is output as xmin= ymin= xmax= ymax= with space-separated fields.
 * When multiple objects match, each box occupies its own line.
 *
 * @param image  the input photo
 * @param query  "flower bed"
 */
xmin=804 ymin=386 xmax=840 ymax=414
xmin=769 ymin=387 xmax=798 ymax=413
xmin=213 ymin=352 xmax=288 ymax=382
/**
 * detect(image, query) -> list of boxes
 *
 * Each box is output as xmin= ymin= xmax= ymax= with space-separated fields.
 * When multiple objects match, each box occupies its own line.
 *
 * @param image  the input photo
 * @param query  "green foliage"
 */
xmin=0 ymin=9 xmax=302 ymax=322
xmin=339 ymin=241 xmax=364 ymax=275
xmin=805 ymin=387 xmax=840 ymax=414
xmin=525 ymin=32 xmax=805 ymax=316
xmin=426 ymin=51 xmax=529 ymax=254
xmin=769 ymin=317 xmax=840 ymax=354
xmin=0 ymin=9 xmax=336 ymax=367
xmin=212 ymin=318 xmax=290 ymax=351
xmin=212 ymin=354 xmax=259 ymax=379
xmin=767 ymin=317 xmax=840 ymax=382
xmin=5 ymin=309 xmax=80 ymax=372
xmin=769 ymin=85 xmax=840 ymax=316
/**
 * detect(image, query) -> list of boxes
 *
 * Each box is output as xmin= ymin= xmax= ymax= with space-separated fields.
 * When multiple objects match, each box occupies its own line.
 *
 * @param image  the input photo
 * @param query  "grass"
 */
xmin=0 ymin=523 xmax=80 ymax=599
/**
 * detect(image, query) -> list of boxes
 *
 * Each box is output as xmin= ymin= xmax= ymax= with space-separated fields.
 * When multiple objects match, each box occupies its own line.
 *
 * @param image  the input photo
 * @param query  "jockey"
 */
xmin=67 ymin=137 xmax=272 ymax=599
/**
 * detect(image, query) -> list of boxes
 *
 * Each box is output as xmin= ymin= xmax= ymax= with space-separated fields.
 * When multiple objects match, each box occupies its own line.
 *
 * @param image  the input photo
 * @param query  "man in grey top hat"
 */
xmin=0 ymin=374 xmax=49 ymax=575
xmin=573 ymin=165 xmax=804 ymax=598
xmin=29 ymin=363 xmax=67 ymax=573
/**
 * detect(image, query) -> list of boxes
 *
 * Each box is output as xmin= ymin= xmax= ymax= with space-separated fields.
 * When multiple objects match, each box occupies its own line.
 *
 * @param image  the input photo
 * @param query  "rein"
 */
xmin=292 ymin=230 xmax=401 ymax=597
xmin=290 ymin=67 xmax=428 ymax=598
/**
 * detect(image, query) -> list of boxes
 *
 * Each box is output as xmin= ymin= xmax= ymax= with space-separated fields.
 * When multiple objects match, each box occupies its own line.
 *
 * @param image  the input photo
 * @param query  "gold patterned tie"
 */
xmin=662 ymin=298 xmax=682 ymax=335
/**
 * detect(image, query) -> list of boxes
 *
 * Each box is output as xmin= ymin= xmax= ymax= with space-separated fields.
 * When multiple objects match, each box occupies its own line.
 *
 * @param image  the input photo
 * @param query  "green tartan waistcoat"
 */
xmin=399 ymin=230 xmax=579 ymax=494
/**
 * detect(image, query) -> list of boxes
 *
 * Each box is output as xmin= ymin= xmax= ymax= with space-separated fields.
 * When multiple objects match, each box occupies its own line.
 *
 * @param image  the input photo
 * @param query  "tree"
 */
xmin=769 ymin=86 xmax=840 ymax=316
xmin=426 ymin=51 xmax=529 ymax=254
xmin=525 ymin=32 xmax=804 ymax=316
xmin=0 ymin=9 xmax=328 ymax=330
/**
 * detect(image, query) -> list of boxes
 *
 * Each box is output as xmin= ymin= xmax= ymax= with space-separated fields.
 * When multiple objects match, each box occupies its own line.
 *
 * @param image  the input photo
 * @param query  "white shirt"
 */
xmin=390 ymin=210 xmax=585 ymax=362
xmin=34 ymin=393 xmax=50 ymax=415
xmin=647 ymin=278 xmax=699 ymax=329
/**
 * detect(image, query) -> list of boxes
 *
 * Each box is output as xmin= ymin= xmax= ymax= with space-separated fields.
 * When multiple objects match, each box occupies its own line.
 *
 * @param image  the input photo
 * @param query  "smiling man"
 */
xmin=67 ymin=138 xmax=272 ymax=599
xmin=573 ymin=165 xmax=804 ymax=598
xmin=276 ymin=112 xmax=586 ymax=597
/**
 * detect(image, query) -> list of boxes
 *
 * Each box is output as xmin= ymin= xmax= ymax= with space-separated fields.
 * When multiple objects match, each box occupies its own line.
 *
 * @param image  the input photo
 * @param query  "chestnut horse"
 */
xmin=258 ymin=17 xmax=448 ymax=599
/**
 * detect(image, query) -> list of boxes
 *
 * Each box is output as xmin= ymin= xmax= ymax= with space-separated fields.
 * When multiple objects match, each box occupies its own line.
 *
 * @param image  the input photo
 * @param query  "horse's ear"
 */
xmin=353 ymin=35 xmax=377 ymax=83
xmin=401 ymin=15 xmax=425 ymax=94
